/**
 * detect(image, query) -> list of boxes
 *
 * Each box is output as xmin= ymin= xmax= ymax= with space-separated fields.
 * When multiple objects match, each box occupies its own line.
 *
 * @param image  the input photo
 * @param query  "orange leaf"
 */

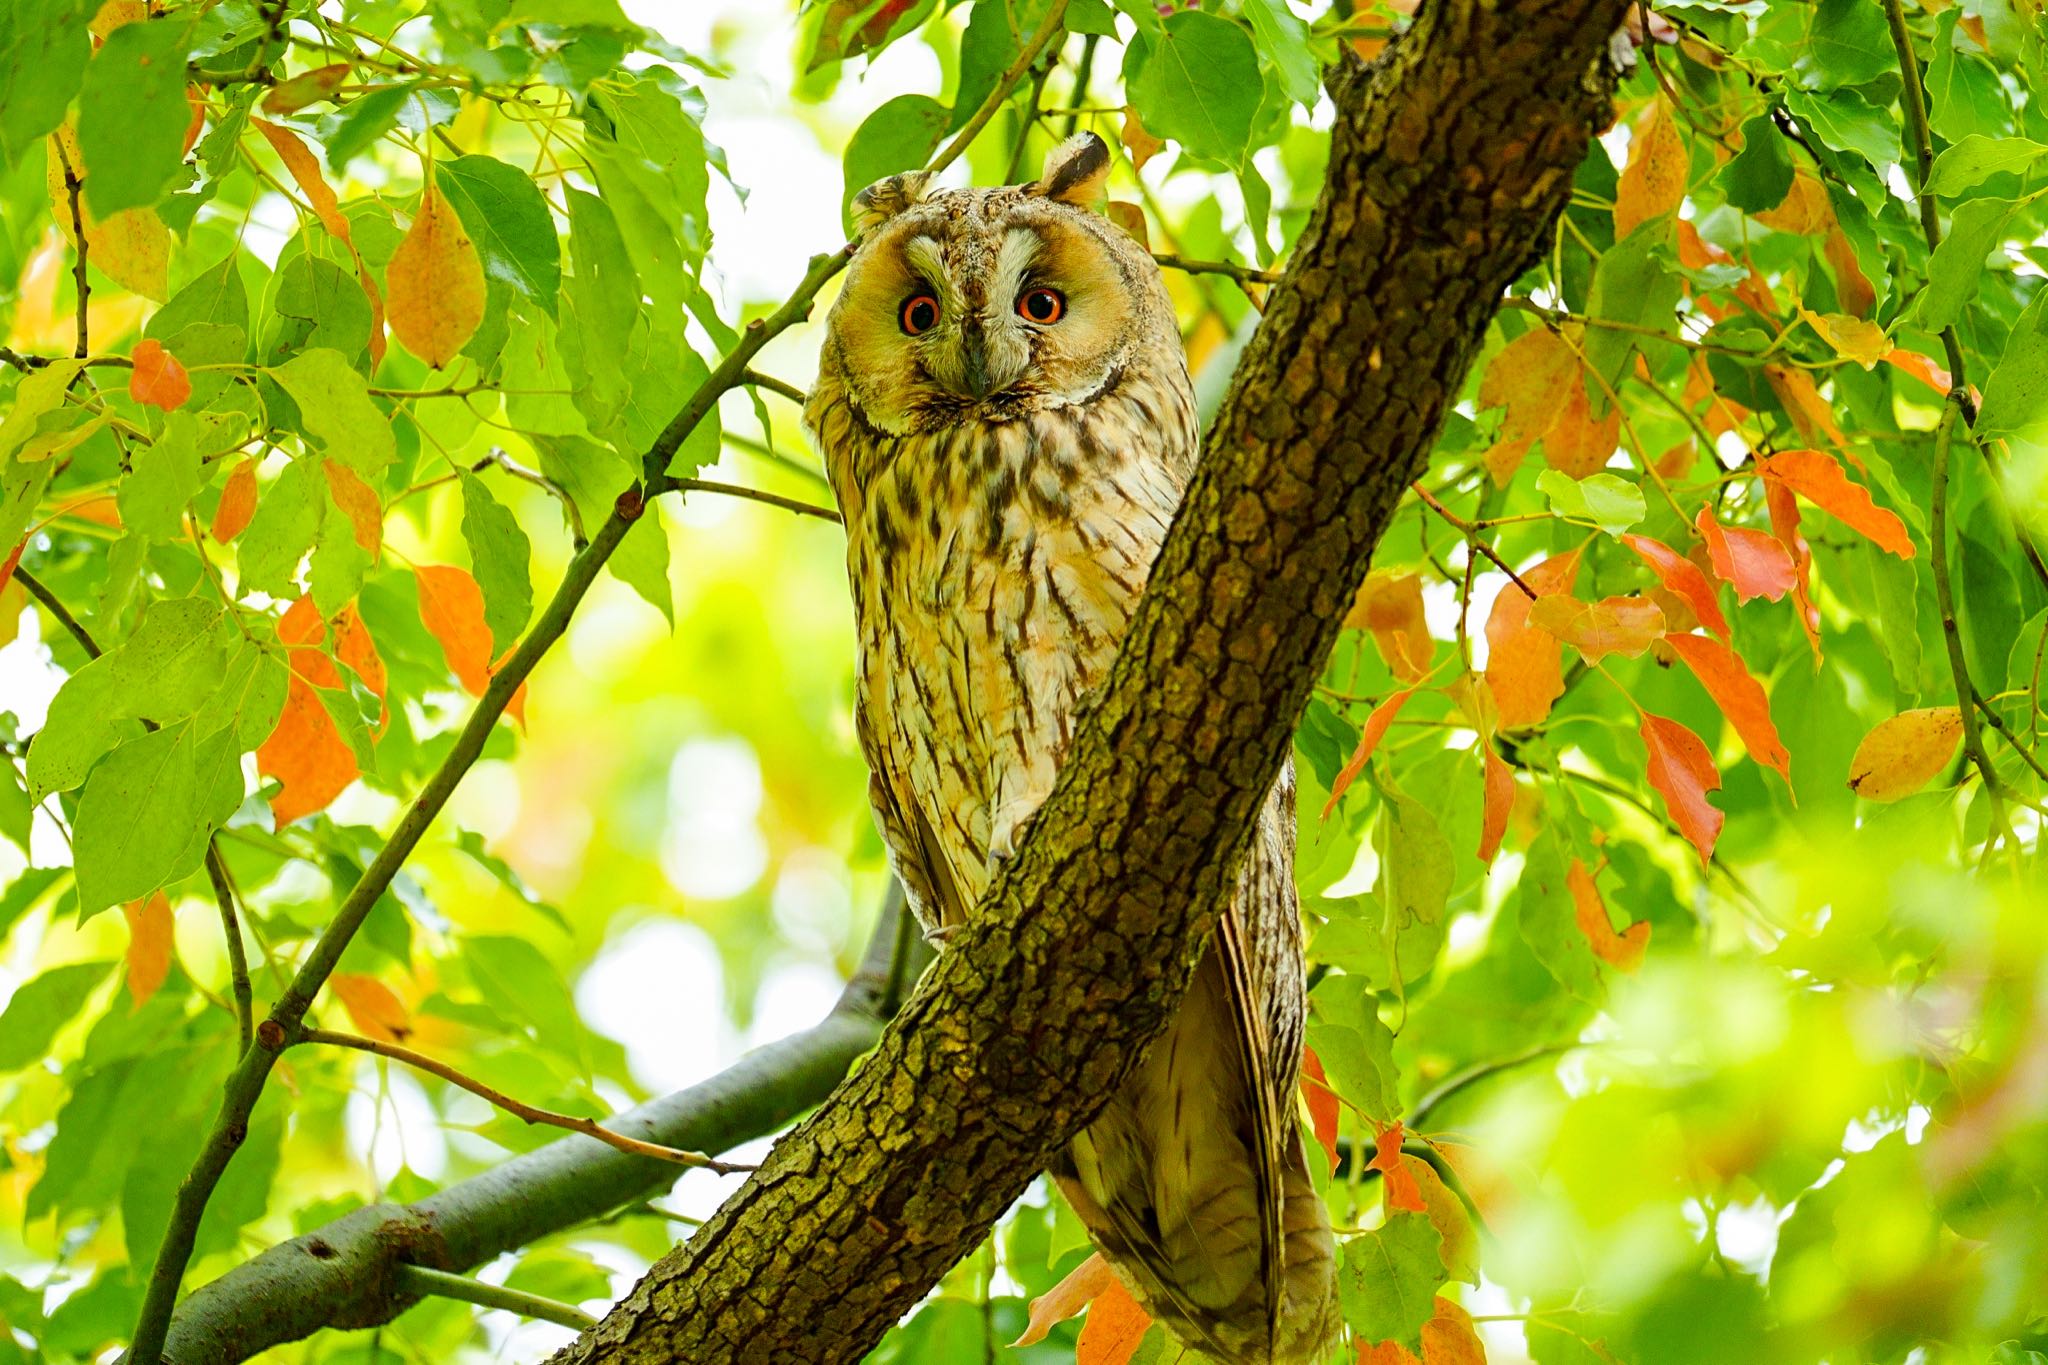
xmin=256 ymin=669 xmax=360 ymax=826
xmin=1760 ymin=448 xmax=1914 ymax=558
xmin=1360 ymin=1342 xmax=1424 ymax=1365
xmin=1764 ymin=364 xmax=1858 ymax=467
xmin=212 ymin=458 xmax=259 ymax=542
xmin=1301 ymin=1045 xmax=1340 ymax=1174
xmin=252 ymin=118 xmax=350 ymax=241
xmin=1620 ymin=533 xmax=1728 ymax=643
xmin=128 ymin=337 xmax=190 ymax=410
xmin=1105 ymin=200 xmax=1148 ymax=250
xmin=1756 ymin=169 xmax=1832 ymax=235
xmin=387 ymin=183 xmax=486 ymax=368
xmin=1120 ymin=105 xmax=1164 ymax=173
xmin=181 ymin=90 xmax=206 ymax=157
xmin=1568 ymin=859 xmax=1649 ymax=972
xmin=334 ymin=604 xmax=388 ymax=709
xmin=1076 ymin=1276 xmax=1152 ymax=1365
xmin=1640 ymin=712 xmax=1724 ymax=865
xmin=322 ymin=461 xmax=384 ymax=556
xmin=1014 ymin=1253 xmax=1121 ymax=1347
xmin=1479 ymin=327 xmax=1577 ymax=445
xmin=1348 ymin=570 xmax=1433 ymax=680
xmin=1483 ymin=551 xmax=1580 ymax=729
xmin=1370 ymin=1121 xmax=1427 ymax=1213
xmin=1323 ymin=687 xmax=1416 ymax=818
xmin=262 ymin=63 xmax=349 ymax=115
xmin=415 ymin=564 xmax=493 ymax=695
xmin=1663 ymin=634 xmax=1791 ymax=787
xmin=1527 ymin=594 xmax=1666 ymax=661
xmin=1478 ymin=741 xmax=1513 ymax=863
xmin=1847 ymin=707 xmax=1964 ymax=802
xmin=329 ymin=973 xmax=411 ymax=1042
xmin=1539 ymin=376 xmax=1619 ymax=480
xmin=1614 ymin=99 xmax=1687 ymax=239
xmin=1694 ymin=507 xmax=1796 ymax=603
xmin=45 ymin=124 xmax=169 ymax=301
xmin=122 ymin=892 xmax=174 ymax=1009
xmin=1421 ymin=1297 xmax=1488 ymax=1365
xmin=1884 ymin=347 xmax=1952 ymax=396
xmin=1825 ymin=223 xmax=1876 ymax=319
xmin=1763 ymin=478 xmax=1822 ymax=664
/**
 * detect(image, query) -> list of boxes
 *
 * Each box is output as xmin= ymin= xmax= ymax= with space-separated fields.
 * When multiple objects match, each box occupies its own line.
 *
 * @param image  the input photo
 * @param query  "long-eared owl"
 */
xmin=805 ymin=132 xmax=1337 ymax=1363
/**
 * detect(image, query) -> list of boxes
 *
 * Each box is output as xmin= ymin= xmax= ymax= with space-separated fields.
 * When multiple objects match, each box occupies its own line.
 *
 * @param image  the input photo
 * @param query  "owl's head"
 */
xmin=816 ymin=133 xmax=1176 ymax=435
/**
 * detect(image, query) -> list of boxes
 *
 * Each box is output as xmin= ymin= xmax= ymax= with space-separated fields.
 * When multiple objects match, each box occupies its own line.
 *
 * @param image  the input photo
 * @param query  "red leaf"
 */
xmin=1568 ymin=859 xmax=1649 ymax=972
xmin=329 ymin=973 xmax=411 ymax=1042
xmin=212 ymin=458 xmax=258 ymax=542
xmin=1478 ymin=741 xmax=1513 ymax=864
xmin=180 ymin=89 xmax=205 ymax=157
xmin=1640 ymin=712 xmax=1724 ymax=865
xmin=122 ymin=892 xmax=174 ymax=1009
xmin=128 ymin=337 xmax=190 ymax=410
xmin=256 ymin=669 xmax=360 ymax=826
xmin=1370 ymin=1121 xmax=1427 ymax=1214
xmin=1483 ymin=550 xmax=1581 ymax=729
xmin=1322 ymin=687 xmax=1416 ymax=818
xmin=1301 ymin=1045 xmax=1340 ymax=1174
xmin=0 ymin=539 xmax=22 ymax=592
xmin=1663 ymin=633 xmax=1791 ymax=788
xmin=322 ymin=461 xmax=384 ymax=556
xmin=1695 ymin=506 xmax=1796 ymax=603
xmin=1763 ymin=478 xmax=1822 ymax=663
xmin=1527 ymin=593 xmax=1666 ymax=661
xmin=1621 ymin=533 xmax=1729 ymax=643
xmin=1076 ymin=1277 xmax=1152 ymax=1365
xmin=1359 ymin=1342 xmax=1423 ymax=1365
xmin=1761 ymin=448 xmax=1914 ymax=558
xmin=414 ymin=564 xmax=493 ymax=695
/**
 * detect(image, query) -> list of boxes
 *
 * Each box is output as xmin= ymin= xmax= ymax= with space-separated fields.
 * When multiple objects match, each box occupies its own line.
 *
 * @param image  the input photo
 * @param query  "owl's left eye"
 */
xmin=900 ymin=294 xmax=940 ymax=335
xmin=1017 ymin=287 xmax=1065 ymax=324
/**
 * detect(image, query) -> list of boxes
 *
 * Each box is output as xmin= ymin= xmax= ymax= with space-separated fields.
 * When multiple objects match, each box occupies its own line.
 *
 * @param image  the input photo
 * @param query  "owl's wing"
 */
xmin=853 ymin=693 xmax=968 ymax=933
xmin=1212 ymin=874 xmax=1289 ymax=1344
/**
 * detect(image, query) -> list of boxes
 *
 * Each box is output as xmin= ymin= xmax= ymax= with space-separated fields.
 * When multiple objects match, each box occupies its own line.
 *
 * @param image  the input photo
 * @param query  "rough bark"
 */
xmin=157 ymin=891 xmax=923 ymax=1364
xmin=555 ymin=4 xmax=1628 ymax=1361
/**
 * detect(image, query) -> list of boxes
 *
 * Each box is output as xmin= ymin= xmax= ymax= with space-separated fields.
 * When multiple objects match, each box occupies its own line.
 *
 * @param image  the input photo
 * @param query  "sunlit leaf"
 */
xmin=1640 ymin=712 xmax=1724 ymax=865
xmin=1846 ymin=707 xmax=1964 ymax=802
xmin=388 ymin=182 xmax=487 ymax=368
xmin=121 ymin=892 xmax=174 ymax=1008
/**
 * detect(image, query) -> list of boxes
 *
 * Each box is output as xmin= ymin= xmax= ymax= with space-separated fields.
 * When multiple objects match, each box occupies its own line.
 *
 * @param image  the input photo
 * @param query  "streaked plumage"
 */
xmin=806 ymin=133 xmax=1336 ymax=1363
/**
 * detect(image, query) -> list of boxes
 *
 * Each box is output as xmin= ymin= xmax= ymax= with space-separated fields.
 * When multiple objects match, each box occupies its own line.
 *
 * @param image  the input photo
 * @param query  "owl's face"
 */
xmin=818 ymin=134 xmax=1174 ymax=437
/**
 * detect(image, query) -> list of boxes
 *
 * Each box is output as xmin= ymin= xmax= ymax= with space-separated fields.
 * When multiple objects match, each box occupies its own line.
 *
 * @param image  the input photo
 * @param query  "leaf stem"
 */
xmin=1881 ymin=0 xmax=1972 ymax=401
xmin=390 ymin=1265 xmax=599 ymax=1332
xmin=300 ymin=1028 xmax=753 ymax=1173
xmin=51 ymin=138 xmax=89 ymax=360
xmin=740 ymin=368 xmax=808 ymax=405
xmin=672 ymin=478 xmax=840 ymax=524
xmin=1931 ymin=394 xmax=2010 ymax=845
xmin=1410 ymin=482 xmax=1539 ymax=599
xmin=1151 ymin=252 xmax=1283 ymax=286
xmin=924 ymin=0 xmax=1068 ymax=182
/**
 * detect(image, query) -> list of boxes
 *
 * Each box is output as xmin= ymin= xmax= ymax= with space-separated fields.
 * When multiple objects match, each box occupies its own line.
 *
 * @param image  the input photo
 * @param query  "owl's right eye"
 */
xmin=899 ymin=294 xmax=940 ymax=335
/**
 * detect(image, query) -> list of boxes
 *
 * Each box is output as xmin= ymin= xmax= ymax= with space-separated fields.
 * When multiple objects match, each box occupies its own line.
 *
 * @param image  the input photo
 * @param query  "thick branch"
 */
xmin=555 ymin=7 xmax=1627 ymax=1361
xmin=155 ymin=889 xmax=924 ymax=1363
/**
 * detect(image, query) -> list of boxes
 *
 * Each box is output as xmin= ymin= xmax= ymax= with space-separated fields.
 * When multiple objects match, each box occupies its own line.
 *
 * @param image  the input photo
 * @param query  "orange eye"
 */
xmin=900 ymin=294 xmax=939 ymax=335
xmin=1018 ymin=287 xmax=1065 ymax=324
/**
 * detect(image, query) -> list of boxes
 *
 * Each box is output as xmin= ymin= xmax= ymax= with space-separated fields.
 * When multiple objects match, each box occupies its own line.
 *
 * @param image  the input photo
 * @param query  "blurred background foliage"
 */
xmin=0 ymin=0 xmax=2046 ymax=1362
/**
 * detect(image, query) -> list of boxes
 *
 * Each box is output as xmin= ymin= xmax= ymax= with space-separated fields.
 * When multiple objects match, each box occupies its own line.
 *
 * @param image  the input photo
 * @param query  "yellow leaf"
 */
xmin=262 ymin=63 xmax=350 ymax=116
xmin=387 ymin=182 xmax=485 ymax=368
xmin=45 ymin=124 xmax=169 ymax=301
xmin=1120 ymin=105 xmax=1164 ymax=172
xmin=1847 ymin=707 xmax=1964 ymax=802
xmin=1613 ymin=100 xmax=1687 ymax=239
xmin=1799 ymin=306 xmax=1888 ymax=369
xmin=1105 ymin=200 xmax=1149 ymax=250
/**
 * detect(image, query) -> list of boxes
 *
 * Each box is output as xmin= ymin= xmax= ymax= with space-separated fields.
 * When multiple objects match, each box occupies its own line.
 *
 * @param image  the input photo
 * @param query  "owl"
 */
xmin=805 ymin=132 xmax=1337 ymax=1363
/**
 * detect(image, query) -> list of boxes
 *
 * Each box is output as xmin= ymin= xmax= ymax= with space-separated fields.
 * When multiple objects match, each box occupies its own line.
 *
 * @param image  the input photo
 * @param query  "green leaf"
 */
xmin=1126 ymin=11 xmax=1261 ymax=168
xmin=76 ymin=17 xmax=189 ymax=215
xmin=438 ymin=153 xmax=562 ymax=317
xmin=271 ymin=348 xmax=396 ymax=476
xmin=1869 ymin=549 xmax=1925 ymax=699
xmin=611 ymin=501 xmax=673 ymax=626
xmin=566 ymin=187 xmax=640 ymax=347
xmin=0 ymin=358 xmax=87 ymax=462
xmin=840 ymin=94 xmax=949 ymax=235
xmin=117 ymin=411 xmax=203 ymax=542
xmin=0 ymin=0 xmax=91 ymax=170
xmin=1338 ymin=1212 xmax=1444 ymax=1347
xmin=1307 ymin=973 xmax=1399 ymax=1121
xmin=308 ymin=474 xmax=375 ymax=615
xmin=582 ymin=69 xmax=710 ymax=313
xmin=1586 ymin=228 xmax=1682 ymax=396
xmin=148 ymin=252 xmax=251 ymax=347
xmin=1927 ymin=134 xmax=2048 ymax=196
xmin=261 ymin=255 xmax=372 ymax=370
xmin=238 ymin=455 xmax=323 ymax=597
xmin=1927 ymin=11 xmax=2014 ymax=144
xmin=458 ymin=471 xmax=535 ymax=653
xmin=0 ymin=961 xmax=110 ymax=1070
xmin=194 ymin=639 xmax=291 ymax=749
xmin=1243 ymin=0 xmax=1319 ymax=108
xmin=1781 ymin=88 xmax=1898 ymax=169
xmin=1978 ymin=286 xmax=2048 ymax=440
xmin=1517 ymin=826 xmax=1602 ymax=1002
xmin=26 ymin=597 xmax=226 ymax=799
xmin=1806 ymin=0 xmax=1896 ymax=88
xmin=465 ymin=934 xmax=585 ymax=1066
xmin=73 ymin=721 xmax=206 ymax=916
xmin=501 ymin=0 xmax=640 ymax=30
xmin=1919 ymin=196 xmax=2014 ymax=332
xmin=0 ymin=759 xmax=29 ymax=856
xmin=1538 ymin=469 xmax=1646 ymax=535
xmin=317 ymin=83 xmax=413 ymax=171
xmin=951 ymin=2 xmax=1017 ymax=134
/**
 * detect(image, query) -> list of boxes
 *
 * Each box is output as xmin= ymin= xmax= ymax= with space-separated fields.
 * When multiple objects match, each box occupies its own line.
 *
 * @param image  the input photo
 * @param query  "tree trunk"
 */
xmin=553 ymin=3 xmax=1629 ymax=1360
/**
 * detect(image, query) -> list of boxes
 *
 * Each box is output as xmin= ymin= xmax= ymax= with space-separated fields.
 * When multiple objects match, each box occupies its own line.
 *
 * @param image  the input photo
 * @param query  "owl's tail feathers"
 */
xmin=1052 ymin=950 xmax=1339 ymax=1364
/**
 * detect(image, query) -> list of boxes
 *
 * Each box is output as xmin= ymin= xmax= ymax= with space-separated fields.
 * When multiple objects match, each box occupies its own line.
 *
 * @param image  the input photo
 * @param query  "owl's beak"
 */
xmin=957 ymin=320 xmax=998 ymax=399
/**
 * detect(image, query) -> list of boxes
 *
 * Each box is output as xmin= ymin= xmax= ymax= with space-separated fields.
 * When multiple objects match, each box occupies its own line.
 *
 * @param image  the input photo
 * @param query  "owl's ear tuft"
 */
xmin=1035 ymin=133 xmax=1110 ymax=206
xmin=852 ymin=170 xmax=934 ymax=236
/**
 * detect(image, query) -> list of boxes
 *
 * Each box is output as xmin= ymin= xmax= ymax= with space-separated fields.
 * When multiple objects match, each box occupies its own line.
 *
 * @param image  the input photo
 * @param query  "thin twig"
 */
xmin=51 ymin=138 xmax=89 ymax=360
xmin=1976 ymin=699 xmax=2048 ymax=786
xmin=1152 ymin=252 xmax=1284 ymax=287
xmin=721 ymin=429 xmax=834 ymax=491
xmin=1882 ymin=0 xmax=1971 ymax=403
xmin=1062 ymin=33 xmax=1100 ymax=138
xmin=0 ymin=346 xmax=49 ymax=372
xmin=741 ymin=369 xmax=808 ymax=406
xmin=1931 ymin=395 xmax=2010 ymax=843
xmin=206 ymin=848 xmax=254 ymax=1053
xmin=301 ymin=1028 xmax=753 ymax=1174
xmin=1410 ymin=482 xmax=1539 ymax=599
xmin=924 ymin=0 xmax=1068 ymax=181
xmin=672 ymin=478 xmax=841 ymax=524
xmin=391 ymin=1264 xmax=599 ymax=1332
xmin=13 ymin=568 xmax=100 ymax=658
